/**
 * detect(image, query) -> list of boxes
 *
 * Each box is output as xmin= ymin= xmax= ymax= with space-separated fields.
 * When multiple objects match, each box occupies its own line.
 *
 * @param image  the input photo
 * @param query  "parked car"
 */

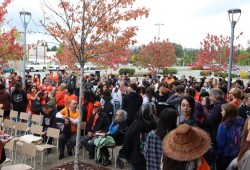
xmin=0 ymin=65 xmax=14 ymax=73
xmin=25 ymin=62 xmax=47 ymax=72
xmin=48 ymin=64 xmax=59 ymax=71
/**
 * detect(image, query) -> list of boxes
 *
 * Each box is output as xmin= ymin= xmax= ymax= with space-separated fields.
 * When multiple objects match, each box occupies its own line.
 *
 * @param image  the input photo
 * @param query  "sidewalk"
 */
xmin=2 ymin=148 xmax=131 ymax=170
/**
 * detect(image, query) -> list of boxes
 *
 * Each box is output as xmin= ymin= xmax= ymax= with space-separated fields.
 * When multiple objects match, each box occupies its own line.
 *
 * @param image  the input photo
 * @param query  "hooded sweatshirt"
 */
xmin=11 ymin=89 xmax=28 ymax=112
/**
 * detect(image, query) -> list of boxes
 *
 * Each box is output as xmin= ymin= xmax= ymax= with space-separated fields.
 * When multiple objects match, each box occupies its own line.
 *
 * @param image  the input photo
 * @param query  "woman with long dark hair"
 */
xmin=216 ymin=103 xmax=244 ymax=170
xmin=144 ymin=108 xmax=177 ymax=170
xmin=123 ymin=103 xmax=157 ymax=170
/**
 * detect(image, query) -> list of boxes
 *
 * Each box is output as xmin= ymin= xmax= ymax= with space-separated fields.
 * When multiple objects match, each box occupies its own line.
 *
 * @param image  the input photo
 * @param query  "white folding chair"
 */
xmin=2 ymin=142 xmax=37 ymax=170
xmin=9 ymin=110 xmax=18 ymax=122
xmin=19 ymin=112 xmax=29 ymax=123
xmin=36 ymin=127 xmax=60 ymax=170
xmin=0 ymin=108 xmax=4 ymax=126
xmin=3 ymin=119 xmax=14 ymax=137
xmin=31 ymin=114 xmax=42 ymax=125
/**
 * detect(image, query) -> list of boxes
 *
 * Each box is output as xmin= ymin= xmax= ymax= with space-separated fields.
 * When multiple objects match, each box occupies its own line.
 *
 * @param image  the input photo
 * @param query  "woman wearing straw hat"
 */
xmin=123 ymin=103 xmax=157 ymax=170
xmin=162 ymin=124 xmax=211 ymax=170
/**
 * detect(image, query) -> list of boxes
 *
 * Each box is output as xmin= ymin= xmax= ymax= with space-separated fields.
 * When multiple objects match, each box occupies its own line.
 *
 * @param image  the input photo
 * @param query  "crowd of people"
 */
xmin=1 ymin=69 xmax=250 ymax=170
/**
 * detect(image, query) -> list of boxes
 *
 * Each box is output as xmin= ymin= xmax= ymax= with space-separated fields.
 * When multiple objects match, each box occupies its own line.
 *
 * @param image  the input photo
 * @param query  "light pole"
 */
xmin=20 ymin=11 xmax=31 ymax=88
xmin=154 ymin=23 xmax=164 ymax=40
xmin=227 ymin=9 xmax=241 ymax=93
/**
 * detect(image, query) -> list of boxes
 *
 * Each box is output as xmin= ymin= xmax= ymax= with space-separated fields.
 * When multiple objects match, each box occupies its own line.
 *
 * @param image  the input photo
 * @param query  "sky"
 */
xmin=4 ymin=0 xmax=250 ymax=49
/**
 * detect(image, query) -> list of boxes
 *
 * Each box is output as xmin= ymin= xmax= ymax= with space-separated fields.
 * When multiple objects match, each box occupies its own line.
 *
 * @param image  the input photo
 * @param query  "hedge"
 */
xmin=191 ymin=66 xmax=203 ymax=70
xmin=162 ymin=68 xmax=178 ymax=74
xmin=200 ymin=71 xmax=212 ymax=76
xmin=119 ymin=68 xmax=135 ymax=76
xmin=214 ymin=72 xmax=237 ymax=78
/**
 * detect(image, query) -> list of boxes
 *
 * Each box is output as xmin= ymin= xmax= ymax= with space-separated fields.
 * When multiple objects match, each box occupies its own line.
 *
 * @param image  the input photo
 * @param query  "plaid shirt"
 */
xmin=143 ymin=130 xmax=162 ymax=170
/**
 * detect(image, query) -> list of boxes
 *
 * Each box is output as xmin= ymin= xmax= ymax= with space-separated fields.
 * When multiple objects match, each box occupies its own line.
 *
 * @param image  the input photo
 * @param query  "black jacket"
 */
xmin=123 ymin=120 xmax=157 ymax=170
xmin=122 ymin=92 xmax=142 ymax=122
xmin=86 ymin=111 xmax=110 ymax=133
xmin=10 ymin=89 xmax=28 ymax=112
xmin=41 ymin=107 xmax=57 ymax=130
xmin=238 ymin=104 xmax=250 ymax=120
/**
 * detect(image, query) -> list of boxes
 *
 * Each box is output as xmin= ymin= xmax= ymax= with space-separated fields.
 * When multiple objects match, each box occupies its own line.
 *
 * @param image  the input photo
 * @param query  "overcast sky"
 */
xmin=5 ymin=0 xmax=250 ymax=49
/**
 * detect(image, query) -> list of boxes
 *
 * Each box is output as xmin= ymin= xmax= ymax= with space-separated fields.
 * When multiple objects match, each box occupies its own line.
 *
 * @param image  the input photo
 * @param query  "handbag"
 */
xmin=31 ymin=100 xmax=42 ymax=113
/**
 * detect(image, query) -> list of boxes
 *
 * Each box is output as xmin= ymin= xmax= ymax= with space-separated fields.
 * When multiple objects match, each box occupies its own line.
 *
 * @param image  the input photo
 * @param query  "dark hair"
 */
xmin=42 ymin=104 xmax=52 ymax=110
xmin=28 ymin=85 xmax=37 ymax=93
xmin=146 ymin=87 xmax=155 ymax=102
xmin=156 ymin=108 xmax=177 ymax=140
xmin=0 ymin=84 xmax=5 ymax=90
xmin=185 ymin=88 xmax=196 ymax=97
xmin=130 ymin=83 xmax=137 ymax=91
xmin=66 ymin=85 xmax=74 ymax=95
xmin=180 ymin=95 xmax=195 ymax=115
xmin=199 ymin=91 xmax=209 ymax=98
xmin=221 ymin=103 xmax=237 ymax=123
xmin=141 ymin=86 xmax=146 ymax=95
xmin=14 ymin=82 xmax=23 ymax=92
xmin=162 ymin=155 xmax=188 ymax=170
xmin=193 ymin=84 xmax=201 ymax=92
xmin=175 ymin=85 xmax=185 ymax=93
xmin=103 ymin=90 xmax=112 ymax=101
xmin=83 ymin=90 xmax=93 ymax=102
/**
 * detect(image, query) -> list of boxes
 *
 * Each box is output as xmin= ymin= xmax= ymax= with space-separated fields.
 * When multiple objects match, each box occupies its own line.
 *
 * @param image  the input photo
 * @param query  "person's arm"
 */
xmin=56 ymin=112 xmax=64 ymax=119
xmin=216 ymin=123 xmax=226 ymax=155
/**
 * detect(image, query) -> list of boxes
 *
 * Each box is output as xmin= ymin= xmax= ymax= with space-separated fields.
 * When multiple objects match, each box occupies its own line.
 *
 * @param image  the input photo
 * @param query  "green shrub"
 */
xmin=162 ymin=68 xmax=178 ymax=74
xmin=200 ymin=71 xmax=212 ymax=76
xmin=119 ymin=68 xmax=135 ymax=76
xmin=214 ymin=72 xmax=237 ymax=78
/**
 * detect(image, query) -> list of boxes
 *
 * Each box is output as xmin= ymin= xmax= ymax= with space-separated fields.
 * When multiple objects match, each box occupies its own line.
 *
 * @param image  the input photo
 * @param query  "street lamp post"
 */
xmin=154 ymin=23 xmax=164 ymax=40
xmin=20 ymin=11 xmax=31 ymax=88
xmin=227 ymin=9 xmax=241 ymax=93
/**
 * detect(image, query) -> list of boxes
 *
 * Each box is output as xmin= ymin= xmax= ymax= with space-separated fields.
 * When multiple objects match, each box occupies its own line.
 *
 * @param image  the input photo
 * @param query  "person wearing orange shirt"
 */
xmin=228 ymin=88 xmax=242 ymax=108
xmin=82 ymin=91 xmax=94 ymax=123
xmin=32 ymin=74 xmax=40 ymax=86
xmin=56 ymin=100 xmax=79 ymax=160
xmin=56 ymin=83 xmax=66 ymax=111
xmin=164 ymin=74 xmax=174 ymax=85
xmin=38 ymin=79 xmax=54 ymax=94
xmin=64 ymin=85 xmax=78 ymax=108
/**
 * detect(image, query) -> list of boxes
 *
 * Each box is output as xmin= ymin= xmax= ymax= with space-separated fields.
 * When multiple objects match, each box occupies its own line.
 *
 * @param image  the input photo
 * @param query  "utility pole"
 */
xmin=154 ymin=23 xmax=164 ymax=40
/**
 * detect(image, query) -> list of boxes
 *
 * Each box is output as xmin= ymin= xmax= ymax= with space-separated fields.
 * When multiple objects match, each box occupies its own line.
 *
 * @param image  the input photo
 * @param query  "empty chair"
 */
xmin=3 ymin=119 xmax=14 ymax=137
xmin=36 ymin=127 xmax=60 ymax=170
xmin=19 ymin=112 xmax=29 ymax=123
xmin=31 ymin=114 xmax=42 ymax=125
xmin=14 ymin=122 xmax=29 ymax=137
xmin=2 ymin=142 xmax=37 ymax=170
xmin=9 ymin=110 xmax=18 ymax=122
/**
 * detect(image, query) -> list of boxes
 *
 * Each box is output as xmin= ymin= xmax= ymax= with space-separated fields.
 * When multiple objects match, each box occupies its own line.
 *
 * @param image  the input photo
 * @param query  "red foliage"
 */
xmin=194 ymin=33 xmax=242 ymax=67
xmin=135 ymin=39 xmax=176 ymax=71
xmin=0 ymin=0 xmax=23 ymax=65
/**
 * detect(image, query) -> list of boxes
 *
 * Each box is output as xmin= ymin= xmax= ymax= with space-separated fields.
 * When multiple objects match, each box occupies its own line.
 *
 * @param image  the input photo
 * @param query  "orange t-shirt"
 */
xmin=38 ymin=84 xmax=53 ymax=94
xmin=60 ymin=108 xmax=79 ymax=132
xmin=64 ymin=94 xmax=78 ymax=108
xmin=194 ymin=92 xmax=201 ymax=101
xmin=56 ymin=90 xmax=66 ymax=106
xmin=164 ymin=78 xmax=174 ymax=84
xmin=82 ymin=100 xmax=93 ymax=123
xmin=229 ymin=99 xmax=242 ymax=108
xmin=27 ymin=93 xmax=36 ymax=114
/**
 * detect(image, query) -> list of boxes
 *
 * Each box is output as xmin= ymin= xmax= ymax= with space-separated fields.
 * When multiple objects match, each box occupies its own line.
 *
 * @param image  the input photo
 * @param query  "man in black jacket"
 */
xmin=80 ymin=101 xmax=110 ymax=159
xmin=122 ymin=83 xmax=143 ymax=126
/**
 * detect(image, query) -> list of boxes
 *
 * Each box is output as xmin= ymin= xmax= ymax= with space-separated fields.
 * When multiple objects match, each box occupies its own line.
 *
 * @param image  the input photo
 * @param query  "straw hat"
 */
xmin=162 ymin=124 xmax=211 ymax=161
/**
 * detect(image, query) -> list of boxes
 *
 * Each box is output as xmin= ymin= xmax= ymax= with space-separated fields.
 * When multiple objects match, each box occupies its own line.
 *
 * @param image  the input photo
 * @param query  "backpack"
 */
xmin=227 ymin=124 xmax=243 ymax=157
xmin=30 ymin=100 xmax=42 ymax=113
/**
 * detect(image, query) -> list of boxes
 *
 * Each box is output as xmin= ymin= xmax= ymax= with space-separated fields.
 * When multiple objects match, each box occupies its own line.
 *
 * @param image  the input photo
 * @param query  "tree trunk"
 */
xmin=74 ymin=65 xmax=84 ymax=170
